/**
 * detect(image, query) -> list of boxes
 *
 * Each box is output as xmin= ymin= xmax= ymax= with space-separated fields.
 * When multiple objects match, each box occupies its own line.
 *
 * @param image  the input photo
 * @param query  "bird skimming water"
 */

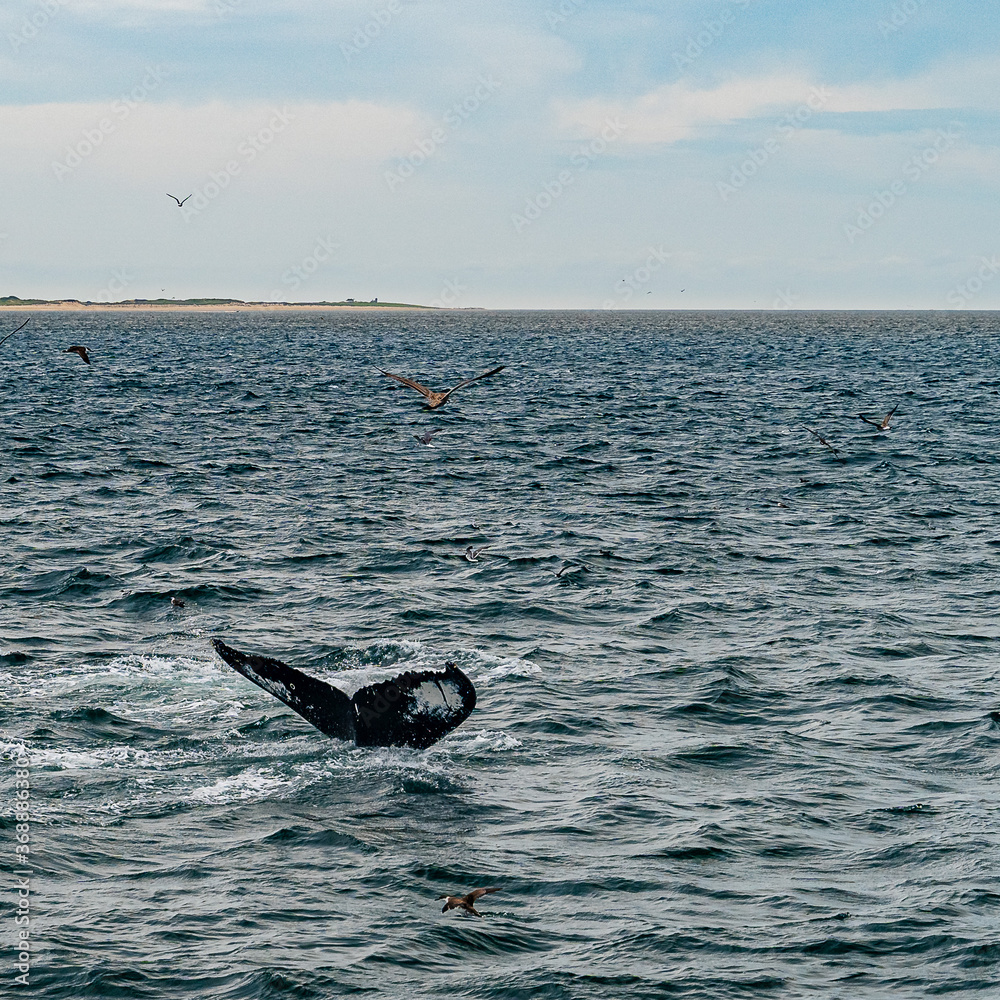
xmin=806 ymin=427 xmax=845 ymax=462
xmin=437 ymin=887 xmax=499 ymax=917
xmin=414 ymin=428 xmax=442 ymax=445
xmin=376 ymin=365 xmax=505 ymax=409
xmin=64 ymin=345 xmax=91 ymax=364
xmin=464 ymin=545 xmax=489 ymax=562
xmin=858 ymin=403 xmax=898 ymax=431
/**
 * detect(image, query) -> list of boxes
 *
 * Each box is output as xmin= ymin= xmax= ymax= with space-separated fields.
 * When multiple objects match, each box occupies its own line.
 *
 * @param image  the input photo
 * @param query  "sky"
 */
xmin=2 ymin=0 xmax=999 ymax=309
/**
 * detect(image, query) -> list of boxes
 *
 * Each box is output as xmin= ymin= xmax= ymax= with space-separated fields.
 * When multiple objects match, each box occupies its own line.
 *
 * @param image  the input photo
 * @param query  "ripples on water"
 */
xmin=2 ymin=309 xmax=1000 ymax=998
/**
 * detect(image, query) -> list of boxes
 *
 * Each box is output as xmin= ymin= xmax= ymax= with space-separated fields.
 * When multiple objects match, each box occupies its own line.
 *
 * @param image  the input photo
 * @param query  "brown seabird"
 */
xmin=376 ymin=365 xmax=505 ymax=409
xmin=806 ymin=427 xmax=844 ymax=460
xmin=858 ymin=403 xmax=898 ymax=431
xmin=437 ymin=887 xmax=499 ymax=917
xmin=64 ymin=345 xmax=91 ymax=364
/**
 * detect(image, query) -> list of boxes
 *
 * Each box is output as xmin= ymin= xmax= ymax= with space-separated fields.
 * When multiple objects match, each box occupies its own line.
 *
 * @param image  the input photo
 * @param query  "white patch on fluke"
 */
xmin=406 ymin=678 xmax=464 ymax=720
xmin=254 ymin=676 xmax=299 ymax=705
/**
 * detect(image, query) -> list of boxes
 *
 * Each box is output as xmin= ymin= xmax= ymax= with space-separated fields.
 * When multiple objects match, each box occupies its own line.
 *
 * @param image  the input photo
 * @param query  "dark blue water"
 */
xmin=3 ymin=309 xmax=1000 ymax=998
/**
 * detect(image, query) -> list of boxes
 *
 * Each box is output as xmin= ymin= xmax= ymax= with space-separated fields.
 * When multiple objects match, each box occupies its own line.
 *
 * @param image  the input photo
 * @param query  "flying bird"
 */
xmin=806 ymin=427 xmax=843 ymax=461
xmin=376 ymin=364 xmax=505 ymax=409
xmin=64 ymin=345 xmax=91 ymax=364
xmin=437 ymin=887 xmax=499 ymax=917
xmin=0 ymin=318 xmax=29 ymax=349
xmin=166 ymin=193 xmax=192 ymax=207
xmin=858 ymin=403 xmax=898 ymax=431
xmin=464 ymin=545 xmax=489 ymax=562
xmin=414 ymin=428 xmax=442 ymax=445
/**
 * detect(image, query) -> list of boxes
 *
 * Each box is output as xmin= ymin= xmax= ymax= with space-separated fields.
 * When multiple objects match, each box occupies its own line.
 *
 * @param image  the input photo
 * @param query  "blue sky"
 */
xmin=2 ymin=0 xmax=999 ymax=308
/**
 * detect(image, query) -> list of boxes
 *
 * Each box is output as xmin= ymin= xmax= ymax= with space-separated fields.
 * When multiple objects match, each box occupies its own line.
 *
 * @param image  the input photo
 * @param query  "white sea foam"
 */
xmin=0 ymin=740 xmax=30 ymax=760
xmin=105 ymin=653 xmax=222 ymax=684
xmin=433 ymin=728 xmax=523 ymax=753
xmin=188 ymin=768 xmax=290 ymax=804
xmin=28 ymin=746 xmax=151 ymax=769
xmin=464 ymin=651 xmax=541 ymax=685
xmin=4 ymin=654 xmax=225 ymax=705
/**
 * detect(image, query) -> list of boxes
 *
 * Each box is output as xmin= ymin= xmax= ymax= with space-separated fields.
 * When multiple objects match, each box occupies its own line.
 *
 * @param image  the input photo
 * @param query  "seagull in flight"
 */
xmin=167 ymin=193 xmax=192 ymax=207
xmin=464 ymin=545 xmax=489 ymax=562
xmin=0 ymin=318 xmax=29 ymax=349
xmin=437 ymin=887 xmax=499 ymax=917
xmin=376 ymin=364 xmax=505 ymax=409
xmin=64 ymin=345 xmax=91 ymax=364
xmin=858 ymin=403 xmax=898 ymax=431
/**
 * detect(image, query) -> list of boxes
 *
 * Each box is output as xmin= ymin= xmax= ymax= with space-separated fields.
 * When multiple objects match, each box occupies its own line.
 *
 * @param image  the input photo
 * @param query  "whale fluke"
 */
xmin=211 ymin=638 xmax=476 ymax=749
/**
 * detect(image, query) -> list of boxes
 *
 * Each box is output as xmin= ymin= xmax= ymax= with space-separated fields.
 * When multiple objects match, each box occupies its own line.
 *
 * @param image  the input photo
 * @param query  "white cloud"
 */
xmin=827 ymin=57 xmax=1000 ymax=113
xmin=554 ymin=57 xmax=1000 ymax=145
xmin=554 ymin=73 xmax=820 ymax=143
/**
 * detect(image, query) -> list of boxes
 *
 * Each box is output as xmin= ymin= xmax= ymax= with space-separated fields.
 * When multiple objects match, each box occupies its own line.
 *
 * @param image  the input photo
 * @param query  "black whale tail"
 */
xmin=211 ymin=638 xmax=476 ymax=749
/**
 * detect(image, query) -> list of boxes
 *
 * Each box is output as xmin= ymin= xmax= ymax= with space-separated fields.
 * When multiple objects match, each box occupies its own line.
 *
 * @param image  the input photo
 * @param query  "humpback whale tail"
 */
xmin=211 ymin=638 xmax=476 ymax=749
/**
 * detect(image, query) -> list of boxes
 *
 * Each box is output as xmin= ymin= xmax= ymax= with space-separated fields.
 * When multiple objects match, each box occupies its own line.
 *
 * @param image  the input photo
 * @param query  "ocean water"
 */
xmin=3 ymin=308 xmax=1000 ymax=999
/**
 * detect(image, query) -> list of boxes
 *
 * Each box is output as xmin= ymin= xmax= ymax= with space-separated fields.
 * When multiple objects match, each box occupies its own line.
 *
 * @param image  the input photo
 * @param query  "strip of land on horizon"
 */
xmin=0 ymin=295 xmax=442 ymax=311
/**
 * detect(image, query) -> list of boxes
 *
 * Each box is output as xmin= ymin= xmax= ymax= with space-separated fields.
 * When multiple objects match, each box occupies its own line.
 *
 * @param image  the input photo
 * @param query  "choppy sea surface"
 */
xmin=2 ymin=309 xmax=1000 ymax=999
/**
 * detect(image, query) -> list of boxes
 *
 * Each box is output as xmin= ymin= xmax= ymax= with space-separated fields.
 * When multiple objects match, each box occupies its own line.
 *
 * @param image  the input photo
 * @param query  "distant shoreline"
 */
xmin=0 ymin=297 xmax=437 ymax=312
